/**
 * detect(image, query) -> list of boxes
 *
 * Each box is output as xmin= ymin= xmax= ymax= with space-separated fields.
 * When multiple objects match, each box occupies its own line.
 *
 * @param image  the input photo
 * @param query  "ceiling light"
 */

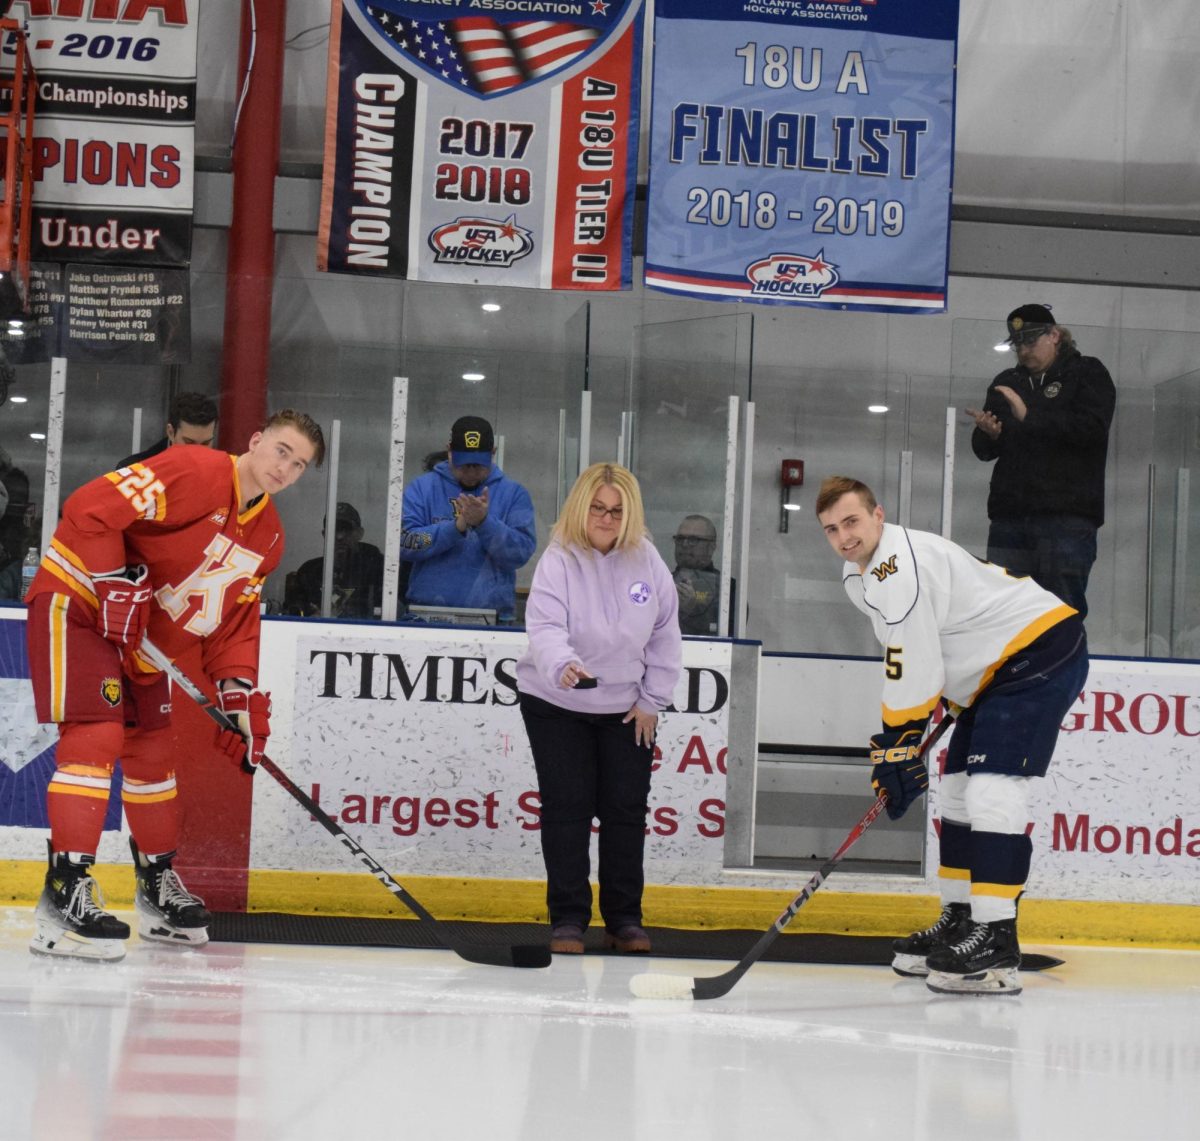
xmin=783 ymin=503 xmax=801 ymax=512
xmin=994 ymin=341 xmax=1010 ymax=352
xmin=867 ymin=404 xmax=888 ymax=414
xmin=10 ymin=395 xmax=26 ymax=403
xmin=481 ymin=302 xmax=501 ymax=313
xmin=462 ymin=372 xmax=485 ymax=382
xmin=30 ymin=432 xmax=45 ymax=440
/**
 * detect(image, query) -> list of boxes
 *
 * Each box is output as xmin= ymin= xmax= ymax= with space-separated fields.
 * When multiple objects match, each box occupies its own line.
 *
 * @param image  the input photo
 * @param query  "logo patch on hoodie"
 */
xmin=628 ymin=581 xmax=651 ymax=605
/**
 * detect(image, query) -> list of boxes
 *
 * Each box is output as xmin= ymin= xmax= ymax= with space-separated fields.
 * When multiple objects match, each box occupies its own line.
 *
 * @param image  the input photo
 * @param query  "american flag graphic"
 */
xmin=367 ymin=7 xmax=600 ymax=94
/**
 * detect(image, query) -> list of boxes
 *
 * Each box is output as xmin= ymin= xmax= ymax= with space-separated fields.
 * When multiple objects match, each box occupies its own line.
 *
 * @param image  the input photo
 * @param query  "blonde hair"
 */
xmin=553 ymin=462 xmax=647 ymax=551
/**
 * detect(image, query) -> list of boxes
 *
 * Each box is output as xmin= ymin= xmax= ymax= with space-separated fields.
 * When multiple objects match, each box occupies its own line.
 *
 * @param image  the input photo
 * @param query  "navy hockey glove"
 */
xmin=869 ymin=728 xmax=928 ymax=820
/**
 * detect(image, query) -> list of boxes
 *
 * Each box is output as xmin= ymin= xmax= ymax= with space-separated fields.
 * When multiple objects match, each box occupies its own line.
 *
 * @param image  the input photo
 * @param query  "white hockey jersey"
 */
xmin=842 ymin=523 xmax=1076 ymax=729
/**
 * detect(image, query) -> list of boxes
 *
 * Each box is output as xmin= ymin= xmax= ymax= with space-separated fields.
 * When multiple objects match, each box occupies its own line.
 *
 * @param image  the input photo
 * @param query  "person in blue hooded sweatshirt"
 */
xmin=400 ymin=415 xmax=536 ymax=623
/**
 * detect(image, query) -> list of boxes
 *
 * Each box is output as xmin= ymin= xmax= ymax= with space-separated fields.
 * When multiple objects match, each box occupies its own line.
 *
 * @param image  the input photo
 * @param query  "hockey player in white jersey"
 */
xmin=816 ymin=476 xmax=1088 ymax=995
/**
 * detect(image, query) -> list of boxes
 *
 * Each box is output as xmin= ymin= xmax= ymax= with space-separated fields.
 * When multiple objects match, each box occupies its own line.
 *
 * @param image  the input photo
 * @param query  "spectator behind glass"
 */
xmin=515 ymin=462 xmax=682 ymax=957
xmin=399 ymin=415 xmax=536 ymax=622
xmin=965 ymin=304 xmax=1115 ymax=618
xmin=397 ymin=450 xmax=447 ymax=608
xmin=0 ymin=466 xmax=34 ymax=600
xmin=118 ymin=391 xmax=219 ymax=469
xmin=672 ymin=513 xmax=720 ymax=635
xmin=282 ymin=501 xmax=384 ymax=619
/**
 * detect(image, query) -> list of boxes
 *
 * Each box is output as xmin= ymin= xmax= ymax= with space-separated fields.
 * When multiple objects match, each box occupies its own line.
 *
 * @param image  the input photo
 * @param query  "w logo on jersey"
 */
xmin=871 ymin=555 xmax=899 ymax=582
xmin=155 ymin=535 xmax=265 ymax=637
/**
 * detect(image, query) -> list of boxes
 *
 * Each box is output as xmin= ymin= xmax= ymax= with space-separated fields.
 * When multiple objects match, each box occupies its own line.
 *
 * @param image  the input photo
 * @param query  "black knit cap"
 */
xmin=1006 ymin=304 xmax=1055 ymax=345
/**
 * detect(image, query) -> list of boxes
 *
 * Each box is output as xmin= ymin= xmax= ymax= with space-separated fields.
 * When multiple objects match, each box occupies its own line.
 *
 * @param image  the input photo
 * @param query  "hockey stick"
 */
xmin=140 ymin=640 xmax=551 ymax=970
xmin=630 ymin=715 xmax=955 ymax=1001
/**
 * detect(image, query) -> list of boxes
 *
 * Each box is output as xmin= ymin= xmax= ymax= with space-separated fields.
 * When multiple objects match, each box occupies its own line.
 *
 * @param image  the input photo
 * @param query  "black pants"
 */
xmin=986 ymin=514 xmax=1098 ymax=618
xmin=518 ymin=692 xmax=654 ymax=932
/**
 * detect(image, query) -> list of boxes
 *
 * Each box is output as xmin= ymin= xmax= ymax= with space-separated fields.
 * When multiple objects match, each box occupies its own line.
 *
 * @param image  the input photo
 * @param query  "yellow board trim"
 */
xmin=2 ymin=863 xmax=1197 ymax=949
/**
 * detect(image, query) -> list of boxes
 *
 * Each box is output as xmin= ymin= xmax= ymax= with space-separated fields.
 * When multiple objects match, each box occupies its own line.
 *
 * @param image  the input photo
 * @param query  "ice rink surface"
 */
xmin=0 ymin=906 xmax=1197 ymax=1141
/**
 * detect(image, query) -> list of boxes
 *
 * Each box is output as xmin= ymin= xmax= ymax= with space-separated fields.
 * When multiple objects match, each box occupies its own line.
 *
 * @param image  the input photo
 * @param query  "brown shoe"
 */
xmin=550 ymin=923 xmax=585 ymax=954
xmin=603 ymin=925 xmax=651 ymax=954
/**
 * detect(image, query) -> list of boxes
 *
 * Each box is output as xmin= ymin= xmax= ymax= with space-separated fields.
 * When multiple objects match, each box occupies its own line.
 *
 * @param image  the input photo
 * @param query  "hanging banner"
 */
xmin=317 ymin=0 xmax=644 ymax=290
xmin=644 ymin=0 xmax=958 ymax=313
xmin=8 ymin=0 xmax=198 ymax=267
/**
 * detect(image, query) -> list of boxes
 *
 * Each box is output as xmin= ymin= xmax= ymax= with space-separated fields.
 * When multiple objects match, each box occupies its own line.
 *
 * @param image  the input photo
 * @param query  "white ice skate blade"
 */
xmin=926 ymin=967 xmax=1021 ymax=996
xmin=30 ymin=922 xmax=126 ymax=962
xmin=137 ymin=915 xmax=210 ymax=946
xmin=892 ymin=952 xmax=930 ymax=978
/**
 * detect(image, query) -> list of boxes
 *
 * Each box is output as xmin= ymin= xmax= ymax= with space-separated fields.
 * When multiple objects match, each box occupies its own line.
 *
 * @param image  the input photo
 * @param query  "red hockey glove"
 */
xmin=94 ymin=565 xmax=153 ymax=653
xmin=869 ymin=728 xmax=928 ymax=820
xmin=218 ymin=684 xmax=272 ymax=774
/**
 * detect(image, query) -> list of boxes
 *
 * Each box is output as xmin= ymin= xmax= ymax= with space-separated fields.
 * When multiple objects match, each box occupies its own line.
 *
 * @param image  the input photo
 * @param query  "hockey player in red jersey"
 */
xmin=24 ymin=409 xmax=326 ymax=961
xmin=816 ymin=475 xmax=1088 ymax=996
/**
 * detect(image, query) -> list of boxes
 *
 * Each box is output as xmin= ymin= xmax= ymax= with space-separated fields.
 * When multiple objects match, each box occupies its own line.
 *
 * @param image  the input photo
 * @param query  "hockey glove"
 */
xmin=869 ymin=728 xmax=928 ymax=820
xmin=94 ymin=565 xmax=153 ymax=653
xmin=217 ymin=683 xmax=272 ymax=774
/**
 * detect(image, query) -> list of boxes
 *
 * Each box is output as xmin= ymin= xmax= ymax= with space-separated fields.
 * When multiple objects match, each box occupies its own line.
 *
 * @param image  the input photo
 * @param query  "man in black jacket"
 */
xmin=282 ymin=501 xmax=384 ymax=619
xmin=966 ymin=304 xmax=1115 ymax=617
xmin=118 ymin=392 xmax=218 ymax=469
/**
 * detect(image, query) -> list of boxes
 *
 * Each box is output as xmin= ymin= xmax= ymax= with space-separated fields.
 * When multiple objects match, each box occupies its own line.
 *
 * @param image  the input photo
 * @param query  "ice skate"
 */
xmin=891 ymin=901 xmax=974 ymax=977
xmin=29 ymin=848 xmax=130 ymax=962
xmin=925 ymin=918 xmax=1023 ymax=996
xmin=132 ymin=839 xmax=211 ymax=947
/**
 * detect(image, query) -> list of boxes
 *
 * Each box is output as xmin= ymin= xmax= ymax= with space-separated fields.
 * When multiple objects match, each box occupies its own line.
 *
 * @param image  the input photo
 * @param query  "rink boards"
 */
xmin=1 ymin=609 xmax=1199 ymax=922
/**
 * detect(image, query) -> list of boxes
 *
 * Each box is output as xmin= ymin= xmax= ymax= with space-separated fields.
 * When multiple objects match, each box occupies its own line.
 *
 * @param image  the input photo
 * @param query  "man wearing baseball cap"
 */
xmin=283 ymin=501 xmax=384 ymax=619
xmin=965 ymin=304 xmax=1115 ymax=617
xmin=400 ymin=415 xmax=536 ymax=622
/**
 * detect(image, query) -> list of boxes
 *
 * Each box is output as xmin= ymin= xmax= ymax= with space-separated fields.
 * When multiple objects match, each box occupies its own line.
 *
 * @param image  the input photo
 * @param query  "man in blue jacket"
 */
xmin=400 ymin=416 xmax=536 ymax=623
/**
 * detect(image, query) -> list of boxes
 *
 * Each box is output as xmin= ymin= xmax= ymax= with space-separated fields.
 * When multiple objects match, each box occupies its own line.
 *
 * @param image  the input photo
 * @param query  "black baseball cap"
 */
xmin=1006 ymin=304 xmax=1056 ymax=345
xmin=334 ymin=502 xmax=361 ymax=530
xmin=449 ymin=416 xmax=495 ymax=466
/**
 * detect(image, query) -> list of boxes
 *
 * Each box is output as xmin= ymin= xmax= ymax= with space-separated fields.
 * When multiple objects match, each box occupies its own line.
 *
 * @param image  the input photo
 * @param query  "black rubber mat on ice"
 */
xmin=208 ymin=912 xmax=1063 ymax=970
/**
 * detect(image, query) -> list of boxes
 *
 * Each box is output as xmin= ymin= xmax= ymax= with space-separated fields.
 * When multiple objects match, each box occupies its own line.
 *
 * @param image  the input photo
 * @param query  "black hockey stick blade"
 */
xmin=141 ymin=640 xmax=551 ymax=970
xmin=630 ymin=715 xmax=956 ymax=1001
xmin=1019 ymin=953 xmax=1065 ymax=972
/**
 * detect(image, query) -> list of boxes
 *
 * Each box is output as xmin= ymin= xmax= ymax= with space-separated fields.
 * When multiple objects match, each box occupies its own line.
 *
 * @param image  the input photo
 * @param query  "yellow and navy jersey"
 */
xmin=842 ymin=523 xmax=1076 ymax=730
xmin=27 ymin=447 xmax=283 ymax=685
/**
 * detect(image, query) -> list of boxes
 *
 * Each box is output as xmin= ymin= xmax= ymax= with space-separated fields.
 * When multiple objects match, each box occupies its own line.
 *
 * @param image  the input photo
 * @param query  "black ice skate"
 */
xmin=30 ymin=846 xmax=130 ymax=962
xmin=925 ymin=918 xmax=1022 ymax=996
xmin=891 ymin=902 xmax=974 ymax=977
xmin=132 ymin=839 xmax=211 ymax=946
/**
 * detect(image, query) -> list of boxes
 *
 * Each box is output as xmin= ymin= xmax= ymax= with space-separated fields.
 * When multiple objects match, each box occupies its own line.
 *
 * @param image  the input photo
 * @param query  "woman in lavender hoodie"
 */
xmin=516 ymin=463 xmax=682 ymax=955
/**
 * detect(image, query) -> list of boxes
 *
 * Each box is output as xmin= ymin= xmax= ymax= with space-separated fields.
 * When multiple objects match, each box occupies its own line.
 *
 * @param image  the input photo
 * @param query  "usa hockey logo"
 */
xmin=428 ymin=215 xmax=534 ymax=267
xmin=746 ymin=252 xmax=839 ymax=299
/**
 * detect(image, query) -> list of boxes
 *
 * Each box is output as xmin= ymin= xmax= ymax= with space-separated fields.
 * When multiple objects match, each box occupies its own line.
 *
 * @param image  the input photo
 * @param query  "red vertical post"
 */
xmin=219 ymin=0 xmax=288 ymax=452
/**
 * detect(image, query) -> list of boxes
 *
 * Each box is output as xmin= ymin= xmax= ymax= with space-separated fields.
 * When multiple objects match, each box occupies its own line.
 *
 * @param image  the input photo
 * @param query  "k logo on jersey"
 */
xmin=871 ymin=555 xmax=899 ymax=582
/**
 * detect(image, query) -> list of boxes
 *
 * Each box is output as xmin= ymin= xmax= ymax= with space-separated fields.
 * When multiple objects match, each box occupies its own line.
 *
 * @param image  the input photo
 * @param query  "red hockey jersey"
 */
xmin=27 ymin=447 xmax=285 ymax=685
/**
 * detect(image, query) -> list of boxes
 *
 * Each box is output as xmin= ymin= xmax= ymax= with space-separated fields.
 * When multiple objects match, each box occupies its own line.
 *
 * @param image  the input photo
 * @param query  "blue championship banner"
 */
xmin=645 ymin=0 xmax=958 ymax=313
xmin=318 ymin=0 xmax=644 ymax=290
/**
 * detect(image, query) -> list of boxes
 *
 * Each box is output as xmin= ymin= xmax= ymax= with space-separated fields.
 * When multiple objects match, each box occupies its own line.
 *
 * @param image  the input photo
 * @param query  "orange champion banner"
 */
xmin=317 ymin=0 xmax=644 ymax=290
